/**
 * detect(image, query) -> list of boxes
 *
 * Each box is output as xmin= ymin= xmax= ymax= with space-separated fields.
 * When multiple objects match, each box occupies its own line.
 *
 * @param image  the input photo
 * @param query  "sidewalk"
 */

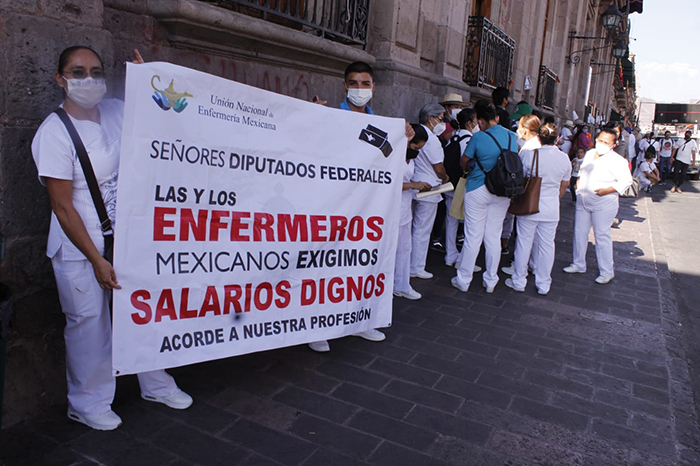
xmin=3 ymin=192 xmax=698 ymax=466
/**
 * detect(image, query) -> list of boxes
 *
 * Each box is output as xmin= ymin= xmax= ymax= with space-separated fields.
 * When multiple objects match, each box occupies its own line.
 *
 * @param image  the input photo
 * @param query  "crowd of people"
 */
xmin=31 ymin=46 xmax=686 ymax=433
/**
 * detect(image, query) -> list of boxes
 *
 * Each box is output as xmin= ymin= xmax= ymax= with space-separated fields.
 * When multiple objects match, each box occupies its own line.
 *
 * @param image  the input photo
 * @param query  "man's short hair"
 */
xmin=492 ymin=87 xmax=510 ymax=106
xmin=344 ymin=61 xmax=374 ymax=81
xmin=418 ymin=103 xmax=445 ymax=125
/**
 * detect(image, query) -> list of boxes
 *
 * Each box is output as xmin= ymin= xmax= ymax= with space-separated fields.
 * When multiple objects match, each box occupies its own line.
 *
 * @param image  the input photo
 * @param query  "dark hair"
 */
xmin=58 ymin=46 xmax=103 ymax=74
xmin=644 ymin=147 xmax=656 ymax=158
xmin=410 ymin=123 xmax=428 ymax=145
xmin=474 ymin=99 xmax=497 ymax=122
xmin=344 ymin=61 xmax=373 ymax=81
xmin=456 ymin=108 xmax=476 ymax=129
xmin=537 ymin=124 xmax=558 ymax=145
xmin=597 ymin=128 xmax=618 ymax=142
xmin=492 ymin=87 xmax=510 ymax=106
xmin=543 ymin=115 xmax=555 ymax=125
xmin=531 ymin=109 xmax=542 ymax=119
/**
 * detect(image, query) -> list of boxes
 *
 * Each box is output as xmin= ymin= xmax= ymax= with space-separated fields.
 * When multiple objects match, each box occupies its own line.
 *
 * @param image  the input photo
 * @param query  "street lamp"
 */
xmin=611 ymin=40 xmax=627 ymax=59
xmin=601 ymin=4 xmax=623 ymax=31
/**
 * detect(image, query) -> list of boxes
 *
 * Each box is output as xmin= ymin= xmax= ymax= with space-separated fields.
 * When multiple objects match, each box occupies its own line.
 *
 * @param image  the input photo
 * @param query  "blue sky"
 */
xmin=630 ymin=0 xmax=700 ymax=102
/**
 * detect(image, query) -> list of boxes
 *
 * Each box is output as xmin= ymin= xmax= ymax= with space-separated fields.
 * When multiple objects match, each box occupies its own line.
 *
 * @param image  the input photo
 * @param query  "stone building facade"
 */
xmin=0 ymin=0 xmax=635 ymax=424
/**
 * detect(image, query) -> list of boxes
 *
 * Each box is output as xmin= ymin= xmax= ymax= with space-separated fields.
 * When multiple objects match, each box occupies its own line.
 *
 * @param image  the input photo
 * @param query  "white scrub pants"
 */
xmin=443 ymin=192 xmax=460 ymax=265
xmin=52 ymin=254 xmax=180 ymax=416
xmin=639 ymin=176 xmax=651 ymax=189
xmin=410 ymin=200 xmax=438 ymax=273
xmin=455 ymin=185 xmax=510 ymax=289
xmin=394 ymin=222 xmax=413 ymax=293
xmin=512 ymin=218 xmax=558 ymax=294
xmin=572 ymin=203 xmax=618 ymax=277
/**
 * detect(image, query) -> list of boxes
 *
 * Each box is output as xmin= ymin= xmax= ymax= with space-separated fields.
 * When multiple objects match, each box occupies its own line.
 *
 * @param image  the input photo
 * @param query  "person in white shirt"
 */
xmin=670 ymin=131 xmax=698 ymax=193
xmin=658 ymin=131 xmax=675 ymax=184
xmin=31 ymin=46 xmax=192 ymax=431
xmin=563 ymin=128 xmax=633 ymax=284
xmin=557 ymin=120 xmax=575 ymax=156
xmin=635 ymin=151 xmax=660 ymax=193
xmin=637 ymin=132 xmax=661 ymax=176
xmin=394 ymin=125 xmax=432 ymax=300
xmin=626 ymin=126 xmax=637 ymax=165
xmin=501 ymin=115 xmax=541 ymax=254
xmin=410 ymin=103 xmax=450 ymax=279
xmin=505 ymin=124 xmax=571 ymax=295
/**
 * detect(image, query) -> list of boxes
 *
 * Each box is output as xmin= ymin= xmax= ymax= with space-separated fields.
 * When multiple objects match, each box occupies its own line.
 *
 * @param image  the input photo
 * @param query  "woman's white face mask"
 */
xmin=63 ymin=76 xmax=107 ymax=109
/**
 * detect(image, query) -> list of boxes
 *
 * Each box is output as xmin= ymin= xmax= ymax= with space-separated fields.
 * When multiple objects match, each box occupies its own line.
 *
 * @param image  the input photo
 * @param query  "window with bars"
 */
xmin=463 ymin=16 xmax=515 ymax=89
xmin=536 ymin=66 xmax=558 ymax=111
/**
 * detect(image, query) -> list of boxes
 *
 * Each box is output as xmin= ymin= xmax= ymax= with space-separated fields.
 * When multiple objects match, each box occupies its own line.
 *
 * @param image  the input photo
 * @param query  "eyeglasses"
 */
xmin=64 ymin=69 xmax=105 ymax=80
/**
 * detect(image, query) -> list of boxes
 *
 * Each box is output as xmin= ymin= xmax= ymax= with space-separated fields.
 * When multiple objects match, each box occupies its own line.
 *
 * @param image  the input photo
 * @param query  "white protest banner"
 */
xmin=112 ymin=62 xmax=406 ymax=375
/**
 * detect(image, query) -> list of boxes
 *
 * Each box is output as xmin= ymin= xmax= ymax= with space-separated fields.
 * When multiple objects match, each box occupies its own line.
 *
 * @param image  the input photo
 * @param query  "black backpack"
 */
xmin=474 ymin=131 xmax=524 ymax=198
xmin=443 ymin=133 xmax=471 ymax=188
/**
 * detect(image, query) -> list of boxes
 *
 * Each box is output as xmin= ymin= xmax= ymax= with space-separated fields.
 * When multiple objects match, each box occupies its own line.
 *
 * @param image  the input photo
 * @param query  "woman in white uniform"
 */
xmin=394 ymin=125 xmax=431 ymax=300
xmin=31 ymin=46 xmax=192 ymax=431
xmin=505 ymin=125 xmax=571 ymax=295
xmin=410 ymin=103 xmax=449 ymax=280
xmin=563 ymin=128 xmax=633 ymax=284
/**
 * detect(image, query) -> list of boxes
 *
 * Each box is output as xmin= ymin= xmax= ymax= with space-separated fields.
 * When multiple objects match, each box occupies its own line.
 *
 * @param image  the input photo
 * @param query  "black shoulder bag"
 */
xmin=53 ymin=109 xmax=114 ymax=264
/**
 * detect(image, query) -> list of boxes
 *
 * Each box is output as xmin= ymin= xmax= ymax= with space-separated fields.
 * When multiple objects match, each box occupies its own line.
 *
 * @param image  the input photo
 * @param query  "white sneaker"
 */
xmin=482 ymin=281 xmax=496 ymax=294
xmin=142 ymin=390 xmax=193 ymax=410
xmin=445 ymin=261 xmax=456 ymax=267
xmin=563 ymin=264 xmax=586 ymax=274
xmin=473 ymin=265 xmax=482 ymax=273
xmin=410 ymin=270 xmax=433 ymax=279
xmin=594 ymin=274 xmax=614 ymax=284
xmin=393 ymin=289 xmax=422 ymax=300
xmin=353 ymin=329 xmax=386 ymax=342
xmin=308 ymin=340 xmax=330 ymax=352
xmin=504 ymin=278 xmax=524 ymax=292
xmin=451 ymin=276 xmax=469 ymax=292
xmin=501 ymin=265 xmax=514 ymax=275
xmin=537 ymin=288 xmax=549 ymax=295
xmin=68 ymin=408 xmax=122 ymax=431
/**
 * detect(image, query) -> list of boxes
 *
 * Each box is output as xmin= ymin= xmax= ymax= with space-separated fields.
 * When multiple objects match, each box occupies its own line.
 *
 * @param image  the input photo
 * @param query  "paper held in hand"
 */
xmin=416 ymin=182 xmax=454 ymax=199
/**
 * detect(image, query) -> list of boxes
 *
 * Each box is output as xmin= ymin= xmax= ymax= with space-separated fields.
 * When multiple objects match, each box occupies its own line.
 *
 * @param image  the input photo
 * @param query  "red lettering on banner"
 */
xmin=230 ymin=211 xmax=251 ymax=241
xmin=154 ymin=207 xmax=177 ymax=241
xmin=199 ymin=286 xmax=221 ymax=317
xmin=155 ymin=289 xmax=177 ymax=322
xmin=275 ymin=281 xmax=291 ymax=308
xmin=179 ymin=288 xmax=199 ymax=319
xmin=180 ymin=209 xmax=208 ymax=241
xmin=278 ymin=214 xmax=308 ymax=241
xmin=309 ymin=215 xmax=327 ymax=242
xmin=366 ymin=216 xmax=384 ymax=241
xmin=328 ymin=277 xmax=344 ymax=303
xmin=131 ymin=290 xmax=152 ymax=324
xmin=253 ymin=282 xmax=273 ymax=310
xmin=253 ymin=213 xmax=275 ymax=242
xmin=209 ymin=210 xmax=229 ymax=241
xmin=223 ymin=284 xmax=243 ymax=313
xmin=329 ymin=216 xmax=348 ymax=241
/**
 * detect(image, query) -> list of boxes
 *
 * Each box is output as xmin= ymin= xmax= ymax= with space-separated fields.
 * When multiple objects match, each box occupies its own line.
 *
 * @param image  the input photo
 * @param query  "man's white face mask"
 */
xmin=347 ymin=88 xmax=373 ymax=107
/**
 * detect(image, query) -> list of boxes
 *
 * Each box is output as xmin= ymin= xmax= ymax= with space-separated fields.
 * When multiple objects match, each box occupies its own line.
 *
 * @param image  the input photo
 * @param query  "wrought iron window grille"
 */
xmin=463 ymin=16 xmax=515 ymax=90
xmin=200 ymin=0 xmax=370 ymax=48
xmin=535 ymin=66 xmax=557 ymax=111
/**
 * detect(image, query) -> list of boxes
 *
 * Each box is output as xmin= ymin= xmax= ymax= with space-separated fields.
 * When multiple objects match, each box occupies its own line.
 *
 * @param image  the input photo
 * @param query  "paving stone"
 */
xmin=524 ymin=369 xmax=595 ymax=398
xmin=632 ymin=383 xmax=671 ymax=405
xmin=409 ymin=353 xmax=481 ymax=382
xmin=595 ymin=390 xmax=670 ymax=419
xmin=349 ymin=410 xmax=438 ymax=451
xmin=239 ymin=454 xmax=287 ymax=466
xmin=477 ymin=372 xmax=551 ymax=403
xmin=629 ymin=412 xmax=673 ymax=439
xmin=600 ymin=363 xmax=668 ymax=390
xmin=316 ymin=361 xmax=389 ymax=390
xmin=222 ymin=418 xmax=316 ymax=465
xmin=551 ymin=392 xmax=628 ymax=425
xmin=454 ymin=351 xmax=525 ymax=379
xmin=539 ymin=347 xmax=600 ymax=372
xmin=404 ymin=405 xmax=492 ymax=445
xmin=288 ymin=415 xmax=379 ymax=459
xmin=213 ymin=388 xmax=300 ymax=431
xmin=591 ymin=419 xmax=676 ymax=458
xmin=334 ymin=336 xmax=417 ymax=363
xmin=495 ymin=349 xmax=564 ymax=374
xmin=368 ymin=357 xmax=441 ymax=386
xmin=382 ymin=380 xmax=462 ymax=412
xmin=331 ymin=383 xmax=413 ymax=419
xmin=563 ymin=367 xmax=632 ymax=393
xmin=368 ymin=441 xmax=451 ymax=466
xmin=511 ymin=330 xmax=574 ymax=352
xmin=2 ymin=424 xmax=92 ymax=466
xmin=149 ymin=426 xmax=242 ymax=466
xmin=476 ymin=334 xmax=539 ymax=356
xmin=487 ymin=430 xmax=586 ymax=466
xmin=435 ymin=334 xmax=500 ymax=357
xmin=262 ymin=361 xmax=340 ymax=394
xmin=420 ymin=319 xmax=480 ymax=341
xmin=302 ymin=448 xmax=372 ymax=466
xmin=272 ymin=386 xmax=357 ymax=423
xmin=510 ymin=397 xmax=589 ymax=432
xmin=394 ymin=335 xmax=462 ymax=361
xmin=435 ymin=375 xmax=512 ymax=410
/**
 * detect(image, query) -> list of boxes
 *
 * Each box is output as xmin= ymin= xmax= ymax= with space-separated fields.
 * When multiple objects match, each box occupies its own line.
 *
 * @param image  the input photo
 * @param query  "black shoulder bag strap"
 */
xmin=53 ymin=108 xmax=114 ymax=262
xmin=474 ymin=131 xmax=506 ymax=173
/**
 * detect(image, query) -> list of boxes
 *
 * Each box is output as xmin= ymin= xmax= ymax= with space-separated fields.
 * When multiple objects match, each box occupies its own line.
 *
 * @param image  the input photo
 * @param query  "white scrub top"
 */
xmin=519 ymin=145 xmax=571 ymax=222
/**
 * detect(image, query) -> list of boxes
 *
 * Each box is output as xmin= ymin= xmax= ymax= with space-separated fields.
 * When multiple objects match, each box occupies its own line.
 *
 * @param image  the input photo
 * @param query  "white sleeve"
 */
xmin=31 ymin=116 xmax=75 ymax=186
xmin=425 ymin=135 xmax=444 ymax=165
xmin=611 ymin=157 xmax=634 ymax=194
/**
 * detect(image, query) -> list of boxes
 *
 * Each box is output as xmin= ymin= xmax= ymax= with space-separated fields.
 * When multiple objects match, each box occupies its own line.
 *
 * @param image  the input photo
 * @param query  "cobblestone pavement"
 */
xmin=3 ymin=189 xmax=699 ymax=466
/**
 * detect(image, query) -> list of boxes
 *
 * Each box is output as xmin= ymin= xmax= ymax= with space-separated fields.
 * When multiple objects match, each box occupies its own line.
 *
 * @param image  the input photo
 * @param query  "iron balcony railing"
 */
xmin=536 ymin=66 xmax=558 ymax=111
xmin=463 ymin=16 xmax=515 ymax=89
xmin=200 ymin=0 xmax=370 ymax=48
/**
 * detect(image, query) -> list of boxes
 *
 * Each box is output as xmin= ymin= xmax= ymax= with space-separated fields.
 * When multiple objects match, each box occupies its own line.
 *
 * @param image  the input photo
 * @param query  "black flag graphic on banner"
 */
xmin=359 ymin=125 xmax=393 ymax=157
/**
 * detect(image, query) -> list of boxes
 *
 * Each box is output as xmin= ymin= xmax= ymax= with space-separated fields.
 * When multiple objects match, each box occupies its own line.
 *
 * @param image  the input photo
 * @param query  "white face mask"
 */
xmin=471 ymin=122 xmax=480 ymax=133
xmin=63 ymin=76 xmax=107 ymax=109
xmin=432 ymin=122 xmax=447 ymax=136
xmin=347 ymin=88 xmax=373 ymax=107
xmin=596 ymin=142 xmax=613 ymax=155
xmin=450 ymin=108 xmax=460 ymax=120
